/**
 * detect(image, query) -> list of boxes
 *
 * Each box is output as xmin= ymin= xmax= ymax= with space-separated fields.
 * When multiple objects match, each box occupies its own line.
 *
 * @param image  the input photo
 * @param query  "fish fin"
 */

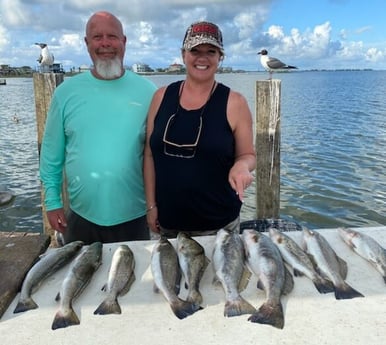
xmin=55 ymin=292 xmax=61 ymax=302
xmin=238 ymin=266 xmax=252 ymax=292
xmin=184 ymin=282 xmax=189 ymax=290
xmin=153 ymin=283 xmax=160 ymax=294
xmin=94 ymin=298 xmax=122 ymax=315
xmin=334 ymin=282 xmax=364 ymax=300
xmin=212 ymin=275 xmax=222 ymax=288
xmin=101 ymin=283 xmax=107 ymax=292
xmin=312 ymin=277 xmax=335 ymax=294
xmin=170 ymin=298 xmax=202 ymax=319
xmin=282 ymin=266 xmax=294 ymax=295
xmin=186 ymin=290 xmax=203 ymax=306
xmin=306 ymin=252 xmax=318 ymax=269
xmin=383 ymin=275 xmax=386 ymax=284
xmin=256 ymin=279 xmax=264 ymax=291
xmin=119 ymin=273 xmax=136 ymax=296
xmin=174 ymin=270 xmax=182 ymax=295
xmin=293 ymin=268 xmax=304 ymax=277
xmin=204 ymin=256 xmax=211 ymax=269
xmin=336 ymin=256 xmax=348 ymax=279
xmin=51 ymin=308 xmax=80 ymax=330
xmin=248 ymin=301 xmax=284 ymax=329
xmin=224 ymin=296 xmax=256 ymax=317
xmin=13 ymin=297 xmax=39 ymax=313
xmin=312 ymin=275 xmax=335 ymax=293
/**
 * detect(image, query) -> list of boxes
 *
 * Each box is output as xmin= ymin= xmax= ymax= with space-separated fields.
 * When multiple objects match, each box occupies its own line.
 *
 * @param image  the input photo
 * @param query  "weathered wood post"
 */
xmin=33 ymin=72 xmax=64 ymax=243
xmin=255 ymin=79 xmax=281 ymax=218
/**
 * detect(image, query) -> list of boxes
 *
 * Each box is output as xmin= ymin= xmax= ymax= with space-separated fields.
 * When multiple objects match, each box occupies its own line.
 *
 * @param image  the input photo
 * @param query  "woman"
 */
xmin=144 ymin=21 xmax=256 ymax=238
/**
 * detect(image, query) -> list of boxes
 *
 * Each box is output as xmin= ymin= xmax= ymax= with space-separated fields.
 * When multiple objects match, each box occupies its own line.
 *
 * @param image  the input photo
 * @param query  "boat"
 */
xmin=0 ymin=79 xmax=6 ymax=85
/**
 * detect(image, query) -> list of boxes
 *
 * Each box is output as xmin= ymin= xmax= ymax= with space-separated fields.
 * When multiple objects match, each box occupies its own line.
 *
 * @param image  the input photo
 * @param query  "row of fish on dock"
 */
xmin=8 ymin=227 xmax=386 ymax=330
xmin=154 ymin=227 xmax=386 ymax=329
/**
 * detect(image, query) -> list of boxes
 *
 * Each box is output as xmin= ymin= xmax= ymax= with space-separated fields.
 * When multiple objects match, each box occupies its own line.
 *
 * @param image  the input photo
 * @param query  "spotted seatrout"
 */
xmin=151 ymin=237 xmax=201 ymax=319
xmin=243 ymin=229 xmax=294 ymax=329
xmin=14 ymin=241 xmax=84 ymax=313
xmin=269 ymin=227 xmax=334 ymax=294
xmin=302 ymin=228 xmax=364 ymax=300
xmin=94 ymin=244 xmax=135 ymax=315
xmin=176 ymin=232 xmax=210 ymax=306
xmin=212 ymin=229 xmax=256 ymax=317
xmin=51 ymin=242 xmax=103 ymax=330
xmin=338 ymin=227 xmax=386 ymax=284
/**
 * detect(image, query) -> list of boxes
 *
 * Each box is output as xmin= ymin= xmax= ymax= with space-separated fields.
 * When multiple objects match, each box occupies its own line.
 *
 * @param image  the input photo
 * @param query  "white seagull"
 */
xmin=35 ymin=43 xmax=54 ymax=72
xmin=258 ymin=49 xmax=297 ymax=79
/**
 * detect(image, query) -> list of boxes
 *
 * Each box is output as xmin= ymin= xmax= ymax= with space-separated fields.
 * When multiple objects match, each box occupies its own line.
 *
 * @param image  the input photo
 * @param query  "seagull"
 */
xmin=35 ymin=43 xmax=54 ymax=72
xmin=258 ymin=49 xmax=297 ymax=79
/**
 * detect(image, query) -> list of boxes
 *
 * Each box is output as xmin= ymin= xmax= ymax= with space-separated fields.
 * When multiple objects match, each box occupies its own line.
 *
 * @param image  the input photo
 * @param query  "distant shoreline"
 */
xmin=0 ymin=68 xmax=377 ymax=79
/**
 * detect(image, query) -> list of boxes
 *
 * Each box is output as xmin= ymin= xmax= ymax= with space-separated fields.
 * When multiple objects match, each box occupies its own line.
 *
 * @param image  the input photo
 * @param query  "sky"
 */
xmin=1 ymin=0 xmax=386 ymax=72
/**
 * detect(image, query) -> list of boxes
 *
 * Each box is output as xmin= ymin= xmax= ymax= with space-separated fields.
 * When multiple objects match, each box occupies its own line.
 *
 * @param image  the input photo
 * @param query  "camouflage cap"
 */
xmin=182 ymin=21 xmax=224 ymax=53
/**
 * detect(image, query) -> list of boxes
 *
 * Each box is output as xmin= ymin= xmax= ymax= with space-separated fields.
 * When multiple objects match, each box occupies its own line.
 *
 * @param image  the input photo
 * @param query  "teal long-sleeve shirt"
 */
xmin=40 ymin=71 xmax=156 ymax=225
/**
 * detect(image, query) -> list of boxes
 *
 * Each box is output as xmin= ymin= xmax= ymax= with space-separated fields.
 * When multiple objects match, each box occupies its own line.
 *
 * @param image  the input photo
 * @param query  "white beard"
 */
xmin=94 ymin=56 xmax=123 ymax=79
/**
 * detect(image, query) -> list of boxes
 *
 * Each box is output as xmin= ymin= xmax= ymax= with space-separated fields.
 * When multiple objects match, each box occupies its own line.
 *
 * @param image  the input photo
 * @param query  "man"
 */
xmin=40 ymin=11 xmax=156 ymax=245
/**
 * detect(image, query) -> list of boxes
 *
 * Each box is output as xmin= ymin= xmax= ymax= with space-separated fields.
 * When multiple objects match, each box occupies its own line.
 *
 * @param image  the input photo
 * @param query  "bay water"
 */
xmin=0 ymin=71 xmax=385 ymax=232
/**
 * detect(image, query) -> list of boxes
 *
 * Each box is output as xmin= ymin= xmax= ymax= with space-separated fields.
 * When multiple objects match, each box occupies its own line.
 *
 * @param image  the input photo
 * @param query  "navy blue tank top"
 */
xmin=150 ymin=80 xmax=241 ymax=231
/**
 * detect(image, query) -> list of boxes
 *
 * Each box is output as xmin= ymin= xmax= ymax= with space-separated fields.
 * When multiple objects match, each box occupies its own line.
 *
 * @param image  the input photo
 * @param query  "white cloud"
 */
xmin=0 ymin=0 xmax=386 ymax=70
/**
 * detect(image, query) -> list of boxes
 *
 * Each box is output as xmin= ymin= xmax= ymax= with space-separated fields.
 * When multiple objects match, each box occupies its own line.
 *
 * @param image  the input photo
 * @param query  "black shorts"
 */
xmin=62 ymin=209 xmax=150 ymax=245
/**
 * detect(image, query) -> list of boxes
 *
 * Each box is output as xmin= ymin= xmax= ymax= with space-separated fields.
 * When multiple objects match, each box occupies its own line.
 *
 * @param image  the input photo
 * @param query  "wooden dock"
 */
xmin=0 ymin=232 xmax=50 ymax=319
xmin=0 ymin=227 xmax=385 ymax=345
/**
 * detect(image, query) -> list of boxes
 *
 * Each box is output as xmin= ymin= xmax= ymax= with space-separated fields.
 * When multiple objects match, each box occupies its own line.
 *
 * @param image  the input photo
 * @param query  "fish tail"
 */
xmin=51 ymin=308 xmax=80 ymax=330
xmin=312 ymin=278 xmax=335 ymax=294
xmin=94 ymin=297 xmax=122 ymax=315
xmin=13 ymin=297 xmax=39 ymax=313
xmin=334 ymin=283 xmax=364 ymax=300
xmin=170 ymin=298 xmax=202 ymax=319
xmin=224 ymin=296 xmax=256 ymax=317
xmin=248 ymin=301 xmax=285 ymax=329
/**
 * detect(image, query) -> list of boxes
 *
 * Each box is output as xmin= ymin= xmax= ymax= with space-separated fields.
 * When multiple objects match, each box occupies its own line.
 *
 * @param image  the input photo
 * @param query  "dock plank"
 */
xmin=0 ymin=232 xmax=50 ymax=318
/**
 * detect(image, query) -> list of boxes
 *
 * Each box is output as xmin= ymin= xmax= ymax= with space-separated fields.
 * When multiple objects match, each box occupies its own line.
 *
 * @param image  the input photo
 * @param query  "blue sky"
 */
xmin=1 ymin=0 xmax=386 ymax=71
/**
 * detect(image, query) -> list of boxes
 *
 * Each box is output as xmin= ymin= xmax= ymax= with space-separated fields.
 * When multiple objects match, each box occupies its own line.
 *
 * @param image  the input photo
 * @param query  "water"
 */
xmin=0 ymin=78 xmax=43 ymax=232
xmin=1 ymin=71 xmax=385 ymax=232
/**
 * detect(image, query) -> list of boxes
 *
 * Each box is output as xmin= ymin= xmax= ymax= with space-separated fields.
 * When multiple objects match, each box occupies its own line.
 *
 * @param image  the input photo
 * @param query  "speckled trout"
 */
xmin=94 ymin=244 xmax=135 ymax=315
xmin=302 ymin=227 xmax=364 ymax=300
xmin=51 ymin=242 xmax=103 ymax=330
xmin=176 ymin=232 xmax=209 ymax=306
xmin=242 ymin=229 xmax=294 ymax=329
xmin=151 ymin=237 xmax=201 ymax=319
xmin=212 ymin=229 xmax=256 ymax=317
xmin=338 ymin=227 xmax=386 ymax=284
xmin=269 ymin=227 xmax=334 ymax=294
xmin=13 ymin=241 xmax=84 ymax=313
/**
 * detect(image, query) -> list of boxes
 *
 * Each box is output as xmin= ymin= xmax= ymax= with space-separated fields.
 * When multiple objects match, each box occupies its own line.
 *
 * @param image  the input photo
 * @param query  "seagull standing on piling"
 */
xmin=35 ymin=43 xmax=54 ymax=72
xmin=258 ymin=49 xmax=297 ymax=79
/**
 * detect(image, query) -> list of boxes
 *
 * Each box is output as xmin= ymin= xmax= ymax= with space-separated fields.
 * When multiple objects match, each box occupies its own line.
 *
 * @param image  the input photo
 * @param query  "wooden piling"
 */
xmin=254 ymin=80 xmax=281 ymax=218
xmin=33 ymin=73 xmax=64 ymax=243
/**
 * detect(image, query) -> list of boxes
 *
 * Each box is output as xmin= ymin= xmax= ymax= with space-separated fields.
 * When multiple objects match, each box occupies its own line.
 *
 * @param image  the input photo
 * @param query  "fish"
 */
xmin=94 ymin=244 xmax=135 ymax=315
xmin=212 ymin=229 xmax=256 ymax=317
xmin=302 ymin=227 xmax=364 ymax=300
xmin=338 ymin=227 xmax=386 ymax=284
xmin=151 ymin=237 xmax=201 ymax=319
xmin=176 ymin=232 xmax=210 ymax=306
xmin=269 ymin=227 xmax=334 ymax=294
xmin=242 ymin=229 xmax=294 ymax=329
xmin=13 ymin=241 xmax=84 ymax=313
xmin=51 ymin=242 xmax=103 ymax=330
